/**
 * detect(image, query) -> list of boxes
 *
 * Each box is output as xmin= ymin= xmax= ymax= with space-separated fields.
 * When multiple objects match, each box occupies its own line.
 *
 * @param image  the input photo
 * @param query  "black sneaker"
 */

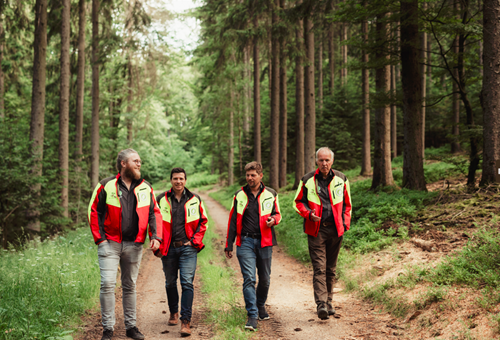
xmin=101 ymin=329 xmax=113 ymax=340
xmin=245 ymin=317 xmax=258 ymax=331
xmin=126 ymin=326 xmax=145 ymax=340
xmin=317 ymin=304 xmax=329 ymax=320
xmin=327 ymin=301 xmax=336 ymax=316
xmin=258 ymin=305 xmax=270 ymax=320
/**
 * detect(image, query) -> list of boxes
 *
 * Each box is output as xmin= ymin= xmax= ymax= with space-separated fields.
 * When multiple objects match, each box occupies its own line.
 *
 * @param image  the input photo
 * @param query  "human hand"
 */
xmin=310 ymin=212 xmax=321 ymax=222
xmin=225 ymin=250 xmax=233 ymax=259
xmin=266 ymin=217 xmax=275 ymax=227
xmin=150 ymin=239 xmax=160 ymax=251
xmin=184 ymin=241 xmax=192 ymax=246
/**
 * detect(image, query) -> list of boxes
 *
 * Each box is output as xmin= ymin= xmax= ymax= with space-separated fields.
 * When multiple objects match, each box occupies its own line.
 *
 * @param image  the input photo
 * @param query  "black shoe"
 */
xmin=101 ymin=329 xmax=113 ymax=340
xmin=258 ymin=305 xmax=270 ymax=320
xmin=327 ymin=301 xmax=336 ymax=316
xmin=245 ymin=317 xmax=258 ymax=331
xmin=126 ymin=326 xmax=145 ymax=340
xmin=317 ymin=304 xmax=329 ymax=320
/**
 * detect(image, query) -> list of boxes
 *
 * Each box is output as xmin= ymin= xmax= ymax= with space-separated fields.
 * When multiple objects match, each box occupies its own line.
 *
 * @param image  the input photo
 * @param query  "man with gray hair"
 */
xmin=293 ymin=147 xmax=352 ymax=320
xmin=88 ymin=148 xmax=163 ymax=340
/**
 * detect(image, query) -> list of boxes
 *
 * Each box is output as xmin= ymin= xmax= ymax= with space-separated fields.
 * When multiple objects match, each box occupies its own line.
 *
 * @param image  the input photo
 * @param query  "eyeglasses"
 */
xmin=132 ymin=160 xmax=142 ymax=165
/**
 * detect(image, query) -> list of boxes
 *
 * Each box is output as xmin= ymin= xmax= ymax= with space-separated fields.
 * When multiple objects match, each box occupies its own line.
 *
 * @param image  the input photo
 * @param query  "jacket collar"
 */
xmin=166 ymin=187 xmax=194 ymax=200
xmin=243 ymin=182 xmax=265 ymax=197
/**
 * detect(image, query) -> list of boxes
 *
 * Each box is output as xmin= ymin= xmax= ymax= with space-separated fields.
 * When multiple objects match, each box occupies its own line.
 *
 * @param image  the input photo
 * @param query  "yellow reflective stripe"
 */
xmin=200 ymin=201 xmax=208 ymax=224
xmin=273 ymin=194 xmax=282 ymax=223
xmin=88 ymin=183 xmax=101 ymax=222
xmin=105 ymin=179 xmax=120 ymax=208
xmin=345 ymin=179 xmax=351 ymax=201
xmin=235 ymin=191 xmax=248 ymax=215
xmin=135 ymin=182 xmax=151 ymax=208
xmin=159 ymin=196 xmax=171 ymax=222
xmin=305 ymin=178 xmax=321 ymax=205
xmin=186 ymin=197 xmax=201 ymax=224
xmin=293 ymin=180 xmax=304 ymax=214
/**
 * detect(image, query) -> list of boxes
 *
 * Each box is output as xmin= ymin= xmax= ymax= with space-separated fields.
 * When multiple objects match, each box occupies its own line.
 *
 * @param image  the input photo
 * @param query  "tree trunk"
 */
xmin=371 ymin=12 xmax=394 ymax=190
xmin=342 ymin=23 xmax=348 ymax=84
xmin=269 ymin=0 xmax=280 ymax=190
xmin=91 ymin=0 xmax=100 ymax=187
xmin=451 ymin=0 xmax=461 ymax=153
xmin=318 ymin=34 xmax=323 ymax=111
xmin=59 ymin=0 xmax=70 ymax=218
xmin=279 ymin=0 xmax=287 ymax=189
xmin=253 ymin=16 xmax=261 ymax=163
xmin=421 ymin=3 xmax=427 ymax=159
xmin=228 ymin=87 xmax=234 ymax=186
xmin=401 ymin=0 xmax=426 ymax=190
xmin=243 ymin=44 xmax=251 ymax=157
xmin=481 ymin=0 xmax=500 ymax=185
xmin=0 ymin=20 xmax=4 ymax=118
xmin=127 ymin=60 xmax=133 ymax=143
xmin=360 ymin=13 xmax=371 ymax=176
xmin=293 ymin=11 xmax=305 ymax=190
xmin=391 ymin=64 xmax=397 ymax=159
xmin=304 ymin=14 xmax=316 ymax=173
xmin=327 ymin=3 xmax=335 ymax=96
xmin=27 ymin=0 xmax=48 ymax=231
xmin=75 ymin=0 xmax=86 ymax=159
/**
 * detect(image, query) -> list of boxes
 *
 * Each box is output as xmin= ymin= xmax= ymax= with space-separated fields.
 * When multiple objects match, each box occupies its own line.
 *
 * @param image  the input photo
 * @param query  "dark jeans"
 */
xmin=236 ymin=236 xmax=273 ymax=319
xmin=161 ymin=245 xmax=198 ymax=321
xmin=307 ymin=226 xmax=343 ymax=306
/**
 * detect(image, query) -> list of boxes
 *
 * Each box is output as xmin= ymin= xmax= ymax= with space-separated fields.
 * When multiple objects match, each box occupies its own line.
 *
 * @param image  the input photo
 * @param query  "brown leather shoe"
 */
xmin=168 ymin=312 xmax=179 ymax=325
xmin=180 ymin=319 xmax=191 ymax=336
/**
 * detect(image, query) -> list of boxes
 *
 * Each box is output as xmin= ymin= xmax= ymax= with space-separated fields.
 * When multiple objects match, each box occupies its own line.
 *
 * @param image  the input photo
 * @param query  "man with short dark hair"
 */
xmin=155 ymin=167 xmax=208 ymax=337
xmin=293 ymin=147 xmax=352 ymax=320
xmin=88 ymin=148 xmax=163 ymax=340
xmin=225 ymin=161 xmax=282 ymax=331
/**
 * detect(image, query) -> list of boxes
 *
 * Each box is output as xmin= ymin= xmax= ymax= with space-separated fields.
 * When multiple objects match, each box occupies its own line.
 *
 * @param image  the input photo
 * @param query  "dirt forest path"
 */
xmin=200 ymin=193 xmax=401 ymax=340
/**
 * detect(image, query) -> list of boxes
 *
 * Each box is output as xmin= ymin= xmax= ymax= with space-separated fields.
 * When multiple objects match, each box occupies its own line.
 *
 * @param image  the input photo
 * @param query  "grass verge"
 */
xmin=0 ymin=228 xmax=100 ymax=340
xmin=197 ymin=210 xmax=252 ymax=339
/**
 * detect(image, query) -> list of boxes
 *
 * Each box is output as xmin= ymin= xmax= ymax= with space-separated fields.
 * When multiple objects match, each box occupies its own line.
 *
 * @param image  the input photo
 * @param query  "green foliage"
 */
xmin=0 ymin=228 xmax=100 ymax=339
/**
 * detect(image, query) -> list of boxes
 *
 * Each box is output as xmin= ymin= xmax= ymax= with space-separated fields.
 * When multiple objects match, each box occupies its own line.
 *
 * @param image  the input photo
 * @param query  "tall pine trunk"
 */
xmin=228 ymin=87 xmax=234 ymax=185
xmin=127 ymin=60 xmax=133 ymax=142
xmin=269 ymin=0 xmax=280 ymax=189
xmin=91 ymin=0 xmax=100 ymax=186
xmin=0 ymin=20 xmax=4 ymax=118
xmin=401 ymin=0 xmax=426 ymax=190
xmin=421 ymin=2 xmax=427 ymax=159
xmin=279 ymin=0 xmax=287 ymax=188
xmin=75 ymin=0 xmax=86 ymax=159
xmin=328 ymin=12 xmax=335 ymax=96
xmin=293 ymin=11 xmax=305 ymax=190
xmin=243 ymin=44 xmax=251 ymax=158
xmin=27 ymin=0 xmax=48 ymax=231
xmin=360 ymin=13 xmax=371 ymax=176
xmin=304 ymin=14 xmax=316 ymax=173
xmin=59 ymin=0 xmax=70 ymax=218
xmin=371 ymin=12 xmax=394 ymax=189
xmin=253 ymin=16 xmax=261 ymax=163
xmin=481 ymin=0 xmax=500 ymax=185
xmin=451 ymin=0 xmax=461 ymax=153
xmin=318 ymin=34 xmax=323 ymax=111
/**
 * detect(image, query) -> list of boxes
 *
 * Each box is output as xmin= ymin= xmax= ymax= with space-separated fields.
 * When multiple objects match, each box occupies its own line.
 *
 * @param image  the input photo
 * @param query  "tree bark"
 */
xmin=391 ymin=63 xmax=397 ymax=159
xmin=451 ymin=0 xmax=461 ymax=153
xmin=59 ymin=0 xmax=70 ymax=218
xmin=228 ymin=87 xmax=234 ymax=186
xmin=360 ymin=12 xmax=371 ymax=176
xmin=91 ymin=0 xmax=100 ymax=187
xmin=269 ymin=0 xmax=280 ymax=190
xmin=421 ymin=2 xmax=427 ymax=159
xmin=0 ymin=20 xmax=4 ymax=118
xmin=127 ymin=60 xmax=133 ymax=142
xmin=342 ymin=23 xmax=348 ymax=84
xmin=304 ymin=14 xmax=316 ymax=173
xmin=293 ymin=10 xmax=305 ymax=190
xmin=75 ymin=0 xmax=86 ymax=159
xmin=481 ymin=0 xmax=500 ymax=185
xmin=318 ymin=34 xmax=323 ymax=111
xmin=253 ymin=15 xmax=261 ymax=163
xmin=327 ymin=3 xmax=335 ymax=96
xmin=28 ymin=0 xmax=48 ymax=231
xmin=401 ymin=0 xmax=426 ymax=190
xmin=371 ymin=12 xmax=394 ymax=190
xmin=279 ymin=0 xmax=287 ymax=189
xmin=243 ymin=44 xmax=251 ymax=155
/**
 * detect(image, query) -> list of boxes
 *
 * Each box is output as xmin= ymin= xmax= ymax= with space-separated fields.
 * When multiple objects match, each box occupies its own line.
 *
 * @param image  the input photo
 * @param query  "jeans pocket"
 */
xmin=97 ymin=241 xmax=109 ymax=257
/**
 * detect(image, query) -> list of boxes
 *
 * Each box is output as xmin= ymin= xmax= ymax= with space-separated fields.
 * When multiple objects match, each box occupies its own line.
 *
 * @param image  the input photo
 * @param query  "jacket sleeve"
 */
xmin=271 ymin=194 xmax=282 ymax=225
xmin=293 ymin=179 xmax=312 ymax=220
xmin=147 ymin=187 xmax=163 ymax=243
xmin=88 ymin=183 xmax=107 ymax=245
xmin=342 ymin=178 xmax=352 ymax=231
xmin=225 ymin=195 xmax=238 ymax=252
xmin=191 ymin=199 xmax=208 ymax=251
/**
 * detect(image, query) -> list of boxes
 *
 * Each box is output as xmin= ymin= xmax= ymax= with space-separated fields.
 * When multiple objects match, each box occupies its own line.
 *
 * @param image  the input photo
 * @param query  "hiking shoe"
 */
xmin=180 ymin=319 xmax=191 ymax=337
xmin=327 ymin=301 xmax=336 ymax=316
xmin=101 ymin=329 xmax=113 ymax=340
xmin=126 ymin=326 xmax=145 ymax=340
xmin=317 ymin=304 xmax=329 ymax=320
xmin=168 ymin=312 xmax=179 ymax=325
xmin=244 ymin=317 xmax=258 ymax=331
xmin=258 ymin=305 xmax=270 ymax=320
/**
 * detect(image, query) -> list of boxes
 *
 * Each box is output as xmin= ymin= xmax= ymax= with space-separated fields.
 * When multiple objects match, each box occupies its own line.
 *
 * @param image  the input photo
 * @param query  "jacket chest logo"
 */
xmin=190 ymin=207 xmax=197 ymax=215
xmin=264 ymin=201 xmax=272 ymax=210
xmin=335 ymin=187 xmax=343 ymax=197
xmin=138 ymin=192 xmax=148 ymax=202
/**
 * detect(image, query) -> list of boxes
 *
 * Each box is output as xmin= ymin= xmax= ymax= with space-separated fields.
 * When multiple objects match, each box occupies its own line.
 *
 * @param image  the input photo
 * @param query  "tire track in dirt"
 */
xmin=200 ymin=193 xmax=401 ymax=340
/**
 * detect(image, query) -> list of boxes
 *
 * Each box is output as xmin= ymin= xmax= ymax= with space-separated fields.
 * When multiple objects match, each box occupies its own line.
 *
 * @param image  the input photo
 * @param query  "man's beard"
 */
xmin=124 ymin=166 xmax=141 ymax=180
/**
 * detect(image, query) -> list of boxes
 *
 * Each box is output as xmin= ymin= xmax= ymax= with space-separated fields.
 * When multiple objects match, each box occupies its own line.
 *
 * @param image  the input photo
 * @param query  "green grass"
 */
xmin=197 ymin=210 xmax=253 ymax=339
xmin=0 ymin=228 xmax=101 ymax=340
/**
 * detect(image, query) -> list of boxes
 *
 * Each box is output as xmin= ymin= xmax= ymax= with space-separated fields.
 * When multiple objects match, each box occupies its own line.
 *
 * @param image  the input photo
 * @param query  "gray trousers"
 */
xmin=307 ymin=226 xmax=343 ymax=306
xmin=97 ymin=240 xmax=143 ymax=331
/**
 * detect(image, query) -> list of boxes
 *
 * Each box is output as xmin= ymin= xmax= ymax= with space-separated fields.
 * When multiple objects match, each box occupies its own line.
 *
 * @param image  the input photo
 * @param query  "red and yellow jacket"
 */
xmin=225 ymin=184 xmax=282 ymax=251
xmin=293 ymin=169 xmax=352 ymax=237
xmin=87 ymin=174 xmax=163 ymax=245
xmin=155 ymin=188 xmax=208 ymax=256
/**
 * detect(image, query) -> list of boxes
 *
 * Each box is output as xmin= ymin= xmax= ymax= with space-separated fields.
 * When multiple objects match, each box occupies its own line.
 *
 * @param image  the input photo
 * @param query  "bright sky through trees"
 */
xmin=163 ymin=0 xmax=200 ymax=52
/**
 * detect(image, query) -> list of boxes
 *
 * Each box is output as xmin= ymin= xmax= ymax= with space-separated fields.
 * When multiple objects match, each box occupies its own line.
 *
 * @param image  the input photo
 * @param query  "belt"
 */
xmin=321 ymin=222 xmax=335 ymax=227
xmin=242 ymin=232 xmax=261 ymax=239
xmin=173 ymin=241 xmax=185 ymax=248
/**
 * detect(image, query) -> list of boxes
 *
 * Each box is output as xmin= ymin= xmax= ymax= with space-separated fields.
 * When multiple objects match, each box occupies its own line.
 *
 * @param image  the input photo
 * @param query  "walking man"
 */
xmin=88 ymin=148 xmax=163 ymax=340
xmin=155 ymin=168 xmax=208 ymax=337
xmin=225 ymin=161 xmax=282 ymax=331
xmin=293 ymin=147 xmax=352 ymax=320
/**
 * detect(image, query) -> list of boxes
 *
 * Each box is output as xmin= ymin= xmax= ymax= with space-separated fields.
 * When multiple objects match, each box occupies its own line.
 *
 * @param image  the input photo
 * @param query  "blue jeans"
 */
xmin=236 ymin=236 xmax=273 ymax=319
xmin=161 ymin=245 xmax=198 ymax=321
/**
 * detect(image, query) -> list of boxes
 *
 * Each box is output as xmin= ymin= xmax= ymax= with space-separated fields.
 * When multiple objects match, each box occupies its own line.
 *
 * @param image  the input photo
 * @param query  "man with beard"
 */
xmin=88 ymin=148 xmax=163 ymax=340
xmin=293 ymin=147 xmax=352 ymax=320
xmin=225 ymin=161 xmax=282 ymax=331
xmin=155 ymin=168 xmax=208 ymax=337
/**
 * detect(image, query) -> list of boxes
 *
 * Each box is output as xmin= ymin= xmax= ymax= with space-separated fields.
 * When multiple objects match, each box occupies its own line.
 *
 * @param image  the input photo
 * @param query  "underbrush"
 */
xmin=197 ymin=211 xmax=252 ymax=339
xmin=0 ymin=228 xmax=100 ymax=340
